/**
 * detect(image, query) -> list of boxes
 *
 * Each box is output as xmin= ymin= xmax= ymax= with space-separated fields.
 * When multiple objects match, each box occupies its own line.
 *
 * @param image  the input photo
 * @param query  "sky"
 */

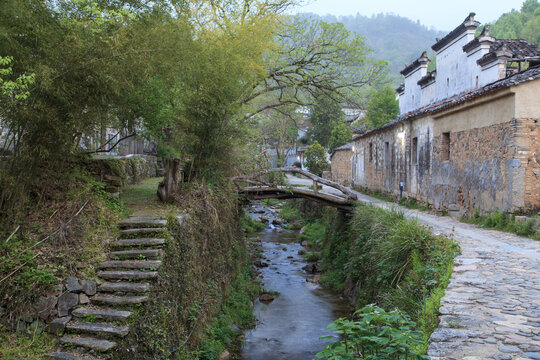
xmin=292 ymin=0 xmax=526 ymax=31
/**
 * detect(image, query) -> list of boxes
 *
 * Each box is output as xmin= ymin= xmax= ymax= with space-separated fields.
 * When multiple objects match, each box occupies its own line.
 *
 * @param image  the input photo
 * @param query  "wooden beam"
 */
xmin=231 ymin=167 xmax=357 ymax=200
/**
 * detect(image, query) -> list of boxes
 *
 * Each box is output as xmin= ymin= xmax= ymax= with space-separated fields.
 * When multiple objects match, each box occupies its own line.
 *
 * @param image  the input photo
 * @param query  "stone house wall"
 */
xmin=348 ymin=78 xmax=540 ymax=214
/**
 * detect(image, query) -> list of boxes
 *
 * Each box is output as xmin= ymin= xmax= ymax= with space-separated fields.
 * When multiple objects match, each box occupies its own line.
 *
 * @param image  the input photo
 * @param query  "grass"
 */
xmin=0 ymin=331 xmax=57 ymax=360
xmin=278 ymin=202 xmax=302 ymax=223
xmin=354 ymin=187 xmax=433 ymax=211
xmin=120 ymin=177 xmax=176 ymax=216
xmin=297 ymin=221 xmax=326 ymax=246
xmin=461 ymin=209 xmax=540 ymax=240
xmin=196 ymin=266 xmax=262 ymax=360
xmin=240 ymin=213 xmax=264 ymax=233
xmin=318 ymin=203 xmax=460 ymax=354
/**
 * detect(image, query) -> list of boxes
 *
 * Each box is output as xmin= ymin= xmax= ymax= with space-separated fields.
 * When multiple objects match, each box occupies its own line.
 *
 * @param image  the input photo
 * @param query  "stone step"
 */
xmin=98 ymin=270 xmax=158 ymax=280
xmin=91 ymin=294 xmax=148 ymax=305
xmin=119 ymin=228 xmax=167 ymax=237
xmin=99 ymin=282 xmax=150 ymax=293
xmin=98 ymin=260 xmax=161 ymax=270
xmin=72 ymin=307 xmax=132 ymax=321
xmin=109 ymin=249 xmax=163 ymax=260
xmin=66 ymin=321 xmax=130 ymax=337
xmin=111 ymin=238 xmax=166 ymax=249
xmin=59 ymin=335 xmax=117 ymax=352
xmin=47 ymin=351 xmax=103 ymax=360
xmin=118 ymin=218 xmax=167 ymax=229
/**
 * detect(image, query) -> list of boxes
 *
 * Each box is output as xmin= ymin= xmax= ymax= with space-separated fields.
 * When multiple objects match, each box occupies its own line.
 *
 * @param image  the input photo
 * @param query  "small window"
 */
xmin=475 ymin=75 xmax=479 ymax=88
xmin=441 ymin=132 xmax=450 ymax=161
xmin=412 ymin=137 xmax=418 ymax=165
xmin=369 ymin=143 xmax=373 ymax=162
xmin=384 ymin=141 xmax=390 ymax=166
xmin=446 ymin=78 xmax=450 ymax=87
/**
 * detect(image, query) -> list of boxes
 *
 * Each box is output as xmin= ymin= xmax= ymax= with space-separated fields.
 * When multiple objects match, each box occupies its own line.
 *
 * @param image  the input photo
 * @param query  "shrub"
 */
xmin=315 ymin=305 xmax=429 ymax=360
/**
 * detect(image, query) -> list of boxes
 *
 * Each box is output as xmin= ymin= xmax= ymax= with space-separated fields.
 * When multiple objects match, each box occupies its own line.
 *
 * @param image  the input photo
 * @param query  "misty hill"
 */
xmin=300 ymin=13 xmax=445 ymax=82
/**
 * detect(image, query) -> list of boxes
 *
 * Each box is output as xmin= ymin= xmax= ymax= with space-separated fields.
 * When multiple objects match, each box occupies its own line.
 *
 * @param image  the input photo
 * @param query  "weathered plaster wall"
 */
xmin=330 ymin=150 xmax=353 ymax=185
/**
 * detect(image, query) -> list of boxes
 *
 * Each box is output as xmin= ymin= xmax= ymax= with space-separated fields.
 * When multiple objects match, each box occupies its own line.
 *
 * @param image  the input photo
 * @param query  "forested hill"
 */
xmin=299 ymin=13 xmax=445 ymax=81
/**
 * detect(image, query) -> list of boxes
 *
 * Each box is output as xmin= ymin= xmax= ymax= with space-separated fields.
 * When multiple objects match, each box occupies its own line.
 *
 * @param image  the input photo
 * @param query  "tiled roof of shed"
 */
xmin=353 ymin=65 xmax=540 ymax=141
xmin=477 ymin=39 xmax=540 ymax=66
xmin=333 ymin=142 xmax=354 ymax=151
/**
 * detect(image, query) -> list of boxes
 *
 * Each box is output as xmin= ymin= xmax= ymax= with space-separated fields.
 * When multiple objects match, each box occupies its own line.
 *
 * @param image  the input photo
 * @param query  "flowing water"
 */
xmin=241 ymin=204 xmax=349 ymax=360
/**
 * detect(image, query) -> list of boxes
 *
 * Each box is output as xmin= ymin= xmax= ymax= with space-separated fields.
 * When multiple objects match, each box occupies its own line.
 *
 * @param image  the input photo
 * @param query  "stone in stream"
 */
xmin=259 ymin=293 xmax=275 ymax=303
xmin=254 ymin=260 xmax=269 ymax=268
xmin=219 ymin=350 xmax=231 ymax=360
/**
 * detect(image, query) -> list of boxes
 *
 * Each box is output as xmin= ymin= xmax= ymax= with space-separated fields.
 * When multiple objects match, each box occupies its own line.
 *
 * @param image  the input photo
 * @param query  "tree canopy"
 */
xmin=487 ymin=0 xmax=540 ymax=45
xmin=363 ymin=85 xmax=400 ymax=129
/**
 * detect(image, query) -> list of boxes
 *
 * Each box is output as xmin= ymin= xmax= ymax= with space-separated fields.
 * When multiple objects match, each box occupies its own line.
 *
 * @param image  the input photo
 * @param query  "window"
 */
xmin=475 ymin=75 xmax=479 ymax=88
xmin=412 ymin=137 xmax=418 ymax=165
xmin=441 ymin=132 xmax=450 ymax=161
xmin=384 ymin=141 xmax=390 ymax=167
xmin=369 ymin=143 xmax=373 ymax=162
xmin=446 ymin=78 xmax=450 ymax=87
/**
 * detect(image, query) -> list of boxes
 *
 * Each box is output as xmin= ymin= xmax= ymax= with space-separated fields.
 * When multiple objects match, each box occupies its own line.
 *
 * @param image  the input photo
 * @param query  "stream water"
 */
xmin=241 ymin=203 xmax=349 ymax=360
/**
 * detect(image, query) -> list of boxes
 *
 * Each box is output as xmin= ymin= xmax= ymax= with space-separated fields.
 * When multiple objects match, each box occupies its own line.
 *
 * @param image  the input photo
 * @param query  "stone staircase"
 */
xmin=47 ymin=214 xmax=168 ymax=360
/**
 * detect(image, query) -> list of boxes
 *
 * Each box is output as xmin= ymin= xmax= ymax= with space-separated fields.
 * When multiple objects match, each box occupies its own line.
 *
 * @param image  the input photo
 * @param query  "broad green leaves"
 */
xmin=315 ymin=305 xmax=429 ymax=360
xmin=0 ymin=57 xmax=35 ymax=101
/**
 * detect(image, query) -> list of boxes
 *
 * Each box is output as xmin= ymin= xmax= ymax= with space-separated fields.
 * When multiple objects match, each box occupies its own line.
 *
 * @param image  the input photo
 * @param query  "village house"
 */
xmin=331 ymin=13 xmax=540 ymax=215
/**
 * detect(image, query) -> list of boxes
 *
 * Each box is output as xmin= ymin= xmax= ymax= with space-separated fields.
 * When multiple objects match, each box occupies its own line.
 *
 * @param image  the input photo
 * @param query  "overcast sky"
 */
xmin=292 ymin=0 xmax=526 ymax=31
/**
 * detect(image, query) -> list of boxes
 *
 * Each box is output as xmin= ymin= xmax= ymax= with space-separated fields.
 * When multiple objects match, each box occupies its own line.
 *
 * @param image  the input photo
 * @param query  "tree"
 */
xmin=257 ymin=107 xmax=300 ymax=167
xmin=363 ymin=85 xmax=399 ymax=129
xmin=304 ymin=141 xmax=328 ymax=176
xmin=486 ymin=0 xmax=540 ymax=45
xmin=242 ymin=17 xmax=387 ymax=120
xmin=309 ymin=95 xmax=345 ymax=148
xmin=328 ymin=122 xmax=352 ymax=154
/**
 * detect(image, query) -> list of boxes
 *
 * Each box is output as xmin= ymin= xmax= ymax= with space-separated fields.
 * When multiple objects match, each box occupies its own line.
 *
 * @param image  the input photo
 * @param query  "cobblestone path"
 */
xmin=286 ymin=176 xmax=540 ymax=360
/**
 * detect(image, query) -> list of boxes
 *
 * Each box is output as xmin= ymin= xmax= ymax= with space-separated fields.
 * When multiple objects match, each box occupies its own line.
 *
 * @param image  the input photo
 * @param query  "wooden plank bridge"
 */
xmin=232 ymin=168 xmax=357 ymax=212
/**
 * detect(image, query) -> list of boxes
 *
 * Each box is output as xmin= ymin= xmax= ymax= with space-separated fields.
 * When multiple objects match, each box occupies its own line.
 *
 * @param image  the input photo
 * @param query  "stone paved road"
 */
xmin=287 ymin=175 xmax=540 ymax=360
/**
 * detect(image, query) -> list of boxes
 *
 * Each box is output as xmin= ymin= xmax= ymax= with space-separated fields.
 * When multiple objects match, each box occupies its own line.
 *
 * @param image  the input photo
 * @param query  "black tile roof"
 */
xmin=432 ymin=13 xmax=480 ymax=52
xmin=477 ymin=39 xmax=540 ymax=66
xmin=353 ymin=65 xmax=540 ymax=141
xmin=400 ymin=51 xmax=430 ymax=77
xmin=417 ymin=71 xmax=437 ymax=88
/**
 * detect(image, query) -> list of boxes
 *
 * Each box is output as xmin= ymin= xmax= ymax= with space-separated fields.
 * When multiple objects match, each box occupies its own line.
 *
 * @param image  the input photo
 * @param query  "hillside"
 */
xmin=300 ymin=13 xmax=445 ymax=82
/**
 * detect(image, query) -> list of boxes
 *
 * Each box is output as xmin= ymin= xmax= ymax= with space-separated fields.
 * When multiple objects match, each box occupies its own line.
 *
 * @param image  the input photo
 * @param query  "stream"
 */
xmin=241 ymin=201 xmax=349 ymax=360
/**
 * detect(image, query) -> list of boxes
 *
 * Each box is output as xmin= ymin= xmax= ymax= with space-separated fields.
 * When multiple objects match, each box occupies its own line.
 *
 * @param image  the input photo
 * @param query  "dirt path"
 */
xmin=287 ymin=175 xmax=540 ymax=360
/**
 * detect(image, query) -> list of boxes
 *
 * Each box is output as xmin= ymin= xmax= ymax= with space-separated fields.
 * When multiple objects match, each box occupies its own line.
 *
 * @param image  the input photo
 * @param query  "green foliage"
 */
xmin=197 ymin=267 xmax=261 ymax=359
xmin=309 ymin=95 xmax=345 ymax=148
xmin=316 ymin=305 xmax=429 ymax=360
xmin=240 ymin=213 xmax=265 ymax=233
xmin=297 ymin=221 xmax=327 ymax=247
xmin=304 ymin=141 xmax=328 ymax=176
xmin=328 ymin=122 xmax=353 ymax=154
xmin=0 ymin=56 xmax=34 ymax=101
xmin=278 ymin=202 xmax=302 ymax=223
xmin=318 ymin=204 xmax=459 ymax=352
xmin=461 ymin=209 xmax=540 ymax=239
xmin=364 ymin=85 xmax=400 ymax=129
xmin=0 ymin=331 xmax=57 ymax=360
xmin=485 ymin=0 xmax=540 ymax=45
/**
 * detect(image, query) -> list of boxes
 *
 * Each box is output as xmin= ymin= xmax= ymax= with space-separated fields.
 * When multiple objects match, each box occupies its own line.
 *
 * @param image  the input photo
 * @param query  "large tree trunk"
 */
xmin=157 ymin=158 xmax=181 ymax=203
